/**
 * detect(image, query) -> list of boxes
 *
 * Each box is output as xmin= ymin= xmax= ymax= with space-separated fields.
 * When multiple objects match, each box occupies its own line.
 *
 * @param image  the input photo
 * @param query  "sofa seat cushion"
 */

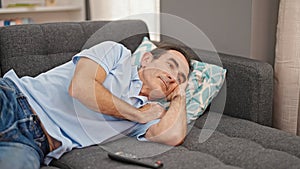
xmin=188 ymin=112 xmax=300 ymax=168
xmin=183 ymin=127 xmax=300 ymax=169
xmin=48 ymin=113 xmax=300 ymax=169
xmin=194 ymin=112 xmax=300 ymax=158
xmin=50 ymin=137 xmax=241 ymax=169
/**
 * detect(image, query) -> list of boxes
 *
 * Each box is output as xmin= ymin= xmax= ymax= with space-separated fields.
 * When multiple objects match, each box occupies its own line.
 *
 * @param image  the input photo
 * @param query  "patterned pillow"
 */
xmin=132 ymin=37 xmax=226 ymax=124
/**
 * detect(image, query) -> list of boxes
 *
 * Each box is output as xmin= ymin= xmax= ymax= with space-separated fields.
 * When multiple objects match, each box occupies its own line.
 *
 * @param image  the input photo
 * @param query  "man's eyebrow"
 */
xmin=168 ymin=58 xmax=179 ymax=68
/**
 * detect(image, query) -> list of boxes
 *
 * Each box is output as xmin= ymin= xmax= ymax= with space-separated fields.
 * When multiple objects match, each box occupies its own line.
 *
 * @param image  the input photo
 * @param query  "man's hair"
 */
xmin=150 ymin=42 xmax=197 ymax=74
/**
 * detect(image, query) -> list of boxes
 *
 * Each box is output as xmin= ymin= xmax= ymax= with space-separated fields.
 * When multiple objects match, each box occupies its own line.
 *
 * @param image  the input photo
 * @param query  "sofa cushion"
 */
xmin=0 ymin=20 xmax=148 ymax=77
xmin=48 ymin=112 xmax=300 ymax=169
xmin=195 ymin=112 xmax=300 ymax=158
xmin=80 ymin=20 xmax=149 ymax=53
xmin=0 ymin=23 xmax=84 ymax=77
xmin=50 ymin=135 xmax=241 ymax=169
xmin=187 ymin=112 xmax=300 ymax=168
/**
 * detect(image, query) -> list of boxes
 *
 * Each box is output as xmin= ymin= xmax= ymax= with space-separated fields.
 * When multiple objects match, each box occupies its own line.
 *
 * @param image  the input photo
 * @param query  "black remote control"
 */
xmin=107 ymin=151 xmax=163 ymax=169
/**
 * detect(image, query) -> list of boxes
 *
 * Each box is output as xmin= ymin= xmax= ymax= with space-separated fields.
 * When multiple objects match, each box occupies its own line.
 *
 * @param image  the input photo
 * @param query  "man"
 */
xmin=0 ymin=41 xmax=192 ymax=169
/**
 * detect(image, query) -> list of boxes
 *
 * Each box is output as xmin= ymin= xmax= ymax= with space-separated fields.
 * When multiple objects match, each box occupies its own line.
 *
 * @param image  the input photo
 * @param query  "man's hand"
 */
xmin=145 ymin=82 xmax=188 ymax=146
xmin=138 ymin=103 xmax=166 ymax=123
xmin=166 ymin=82 xmax=188 ymax=101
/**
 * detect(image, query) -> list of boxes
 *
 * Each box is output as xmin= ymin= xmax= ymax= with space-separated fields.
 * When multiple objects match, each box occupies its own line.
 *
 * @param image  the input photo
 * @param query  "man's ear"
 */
xmin=140 ymin=52 xmax=153 ymax=67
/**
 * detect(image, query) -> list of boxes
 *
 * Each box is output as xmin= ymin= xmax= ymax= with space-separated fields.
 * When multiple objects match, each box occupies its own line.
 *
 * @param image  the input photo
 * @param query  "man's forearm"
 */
xmin=145 ymin=95 xmax=187 ymax=146
xmin=94 ymin=82 xmax=142 ymax=121
xmin=69 ymin=57 xmax=144 ymax=123
xmin=70 ymin=77 xmax=164 ymax=124
xmin=69 ymin=79 xmax=144 ymax=123
xmin=69 ymin=57 xmax=163 ymax=123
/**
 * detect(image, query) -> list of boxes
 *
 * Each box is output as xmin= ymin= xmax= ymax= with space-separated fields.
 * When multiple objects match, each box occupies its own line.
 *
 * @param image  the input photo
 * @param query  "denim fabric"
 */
xmin=0 ymin=78 xmax=50 ymax=168
xmin=0 ymin=142 xmax=40 ymax=169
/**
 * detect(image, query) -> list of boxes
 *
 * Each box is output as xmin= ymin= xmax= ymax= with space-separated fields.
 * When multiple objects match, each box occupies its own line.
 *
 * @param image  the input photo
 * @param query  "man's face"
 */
xmin=139 ymin=50 xmax=189 ymax=100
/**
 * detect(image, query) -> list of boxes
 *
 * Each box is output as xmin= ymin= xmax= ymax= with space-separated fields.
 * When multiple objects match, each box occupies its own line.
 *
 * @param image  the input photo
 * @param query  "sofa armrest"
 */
xmin=193 ymin=50 xmax=273 ymax=127
xmin=221 ymin=53 xmax=273 ymax=126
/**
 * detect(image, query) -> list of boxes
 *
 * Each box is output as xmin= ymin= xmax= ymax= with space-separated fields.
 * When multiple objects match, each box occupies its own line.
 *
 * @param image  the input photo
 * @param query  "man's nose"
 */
xmin=164 ymin=73 xmax=176 ymax=84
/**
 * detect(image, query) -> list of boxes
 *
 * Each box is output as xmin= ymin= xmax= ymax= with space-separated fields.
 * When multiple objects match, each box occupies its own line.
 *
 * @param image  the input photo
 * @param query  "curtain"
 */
xmin=274 ymin=0 xmax=300 ymax=135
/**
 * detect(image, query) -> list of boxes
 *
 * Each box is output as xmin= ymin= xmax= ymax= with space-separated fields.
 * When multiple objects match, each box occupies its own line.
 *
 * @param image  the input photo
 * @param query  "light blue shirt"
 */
xmin=4 ymin=41 xmax=159 ymax=165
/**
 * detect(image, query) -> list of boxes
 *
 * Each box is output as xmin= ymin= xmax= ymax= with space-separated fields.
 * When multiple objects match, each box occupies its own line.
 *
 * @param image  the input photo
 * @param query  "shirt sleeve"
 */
xmin=72 ymin=41 xmax=131 ymax=75
xmin=129 ymin=119 xmax=160 ymax=141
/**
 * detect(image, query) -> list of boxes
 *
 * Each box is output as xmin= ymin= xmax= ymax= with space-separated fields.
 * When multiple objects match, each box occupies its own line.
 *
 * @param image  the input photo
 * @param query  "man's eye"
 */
xmin=167 ymin=63 xmax=173 ymax=69
xmin=177 ymin=78 xmax=182 ymax=84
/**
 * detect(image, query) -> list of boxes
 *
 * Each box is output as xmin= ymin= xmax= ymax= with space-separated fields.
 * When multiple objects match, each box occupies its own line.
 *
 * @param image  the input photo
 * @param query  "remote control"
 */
xmin=107 ymin=151 xmax=163 ymax=169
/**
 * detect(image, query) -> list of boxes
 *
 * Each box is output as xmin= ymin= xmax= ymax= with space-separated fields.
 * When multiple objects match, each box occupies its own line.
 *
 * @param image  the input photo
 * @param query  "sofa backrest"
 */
xmin=0 ymin=20 xmax=149 ymax=77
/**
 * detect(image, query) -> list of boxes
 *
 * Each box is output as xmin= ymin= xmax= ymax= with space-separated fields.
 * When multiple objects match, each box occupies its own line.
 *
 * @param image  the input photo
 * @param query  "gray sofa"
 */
xmin=0 ymin=20 xmax=300 ymax=169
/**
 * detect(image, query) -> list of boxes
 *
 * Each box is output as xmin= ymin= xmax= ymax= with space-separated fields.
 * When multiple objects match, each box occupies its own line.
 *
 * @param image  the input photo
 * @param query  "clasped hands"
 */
xmin=138 ymin=83 xmax=187 ymax=123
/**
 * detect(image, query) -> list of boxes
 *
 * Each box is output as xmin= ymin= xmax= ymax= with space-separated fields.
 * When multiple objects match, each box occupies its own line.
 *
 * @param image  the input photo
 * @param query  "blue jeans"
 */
xmin=0 ymin=78 xmax=50 ymax=169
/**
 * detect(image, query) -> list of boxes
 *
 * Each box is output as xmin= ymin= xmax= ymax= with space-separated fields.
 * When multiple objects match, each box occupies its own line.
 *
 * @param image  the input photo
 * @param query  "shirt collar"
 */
xmin=129 ymin=65 xmax=148 ymax=107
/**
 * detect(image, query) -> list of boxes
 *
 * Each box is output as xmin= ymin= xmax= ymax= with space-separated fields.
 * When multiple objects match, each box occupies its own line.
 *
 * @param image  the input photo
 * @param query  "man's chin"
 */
xmin=148 ymin=90 xmax=166 ymax=101
xmin=148 ymin=96 xmax=166 ymax=101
